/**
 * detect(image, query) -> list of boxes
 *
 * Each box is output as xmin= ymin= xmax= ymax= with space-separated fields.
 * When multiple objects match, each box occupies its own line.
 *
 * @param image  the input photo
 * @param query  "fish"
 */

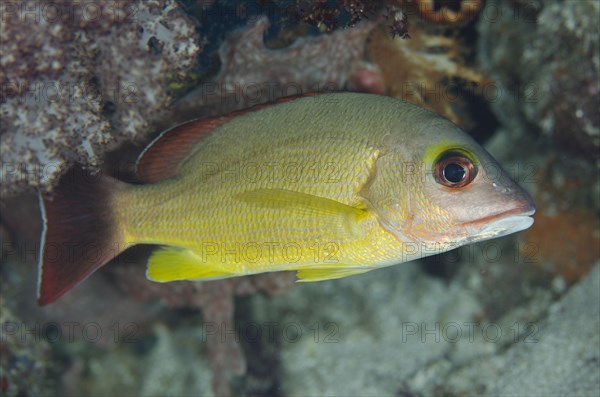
xmin=37 ymin=93 xmax=536 ymax=305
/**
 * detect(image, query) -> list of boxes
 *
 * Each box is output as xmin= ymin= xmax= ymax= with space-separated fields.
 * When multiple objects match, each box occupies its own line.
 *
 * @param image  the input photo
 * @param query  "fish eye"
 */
xmin=433 ymin=152 xmax=477 ymax=188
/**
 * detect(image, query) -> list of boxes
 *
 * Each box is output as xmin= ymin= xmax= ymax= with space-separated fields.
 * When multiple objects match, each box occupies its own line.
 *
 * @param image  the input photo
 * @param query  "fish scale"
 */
xmin=117 ymin=126 xmax=384 ymax=272
xmin=37 ymin=93 xmax=536 ymax=305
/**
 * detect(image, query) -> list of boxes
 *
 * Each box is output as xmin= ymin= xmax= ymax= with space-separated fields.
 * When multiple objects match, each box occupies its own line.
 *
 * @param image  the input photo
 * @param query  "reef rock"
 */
xmin=0 ymin=0 xmax=201 ymax=196
xmin=477 ymin=0 xmax=599 ymax=159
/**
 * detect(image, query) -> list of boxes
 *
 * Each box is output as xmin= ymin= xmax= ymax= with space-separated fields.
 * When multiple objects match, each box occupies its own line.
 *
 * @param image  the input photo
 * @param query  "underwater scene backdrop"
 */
xmin=0 ymin=0 xmax=598 ymax=396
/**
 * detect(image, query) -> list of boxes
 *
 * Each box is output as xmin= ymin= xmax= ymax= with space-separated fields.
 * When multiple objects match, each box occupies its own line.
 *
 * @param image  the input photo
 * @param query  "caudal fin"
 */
xmin=38 ymin=168 xmax=126 ymax=305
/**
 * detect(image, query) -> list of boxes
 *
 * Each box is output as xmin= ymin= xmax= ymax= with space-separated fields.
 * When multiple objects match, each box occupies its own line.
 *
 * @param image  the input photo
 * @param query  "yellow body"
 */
xmin=109 ymin=93 xmax=534 ymax=282
xmin=37 ymin=93 xmax=535 ymax=304
xmin=116 ymin=95 xmax=417 ymax=281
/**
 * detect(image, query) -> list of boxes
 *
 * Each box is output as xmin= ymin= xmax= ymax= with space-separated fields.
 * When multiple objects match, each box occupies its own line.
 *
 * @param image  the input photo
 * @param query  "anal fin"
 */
xmin=296 ymin=267 xmax=372 ymax=282
xmin=146 ymin=246 xmax=234 ymax=282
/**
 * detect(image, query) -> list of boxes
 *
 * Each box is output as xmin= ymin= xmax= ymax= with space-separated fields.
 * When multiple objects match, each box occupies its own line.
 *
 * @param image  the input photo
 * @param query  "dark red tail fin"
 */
xmin=38 ymin=168 xmax=126 ymax=305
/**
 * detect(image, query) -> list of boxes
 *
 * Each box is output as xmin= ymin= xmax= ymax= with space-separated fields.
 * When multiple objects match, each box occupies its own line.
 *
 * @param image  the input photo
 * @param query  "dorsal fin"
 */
xmin=136 ymin=93 xmax=321 ymax=183
xmin=135 ymin=117 xmax=229 ymax=183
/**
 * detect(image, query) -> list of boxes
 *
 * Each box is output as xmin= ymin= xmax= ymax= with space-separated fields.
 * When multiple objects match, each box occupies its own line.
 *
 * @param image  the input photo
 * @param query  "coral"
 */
xmin=249 ymin=262 xmax=486 ymax=396
xmin=521 ymin=157 xmax=600 ymax=285
xmin=396 ymin=0 xmax=484 ymax=25
xmin=473 ymin=0 xmax=599 ymax=292
xmin=385 ymin=4 xmax=411 ymax=38
xmin=170 ymin=15 xmax=378 ymax=123
xmin=291 ymin=0 xmax=341 ymax=32
xmin=286 ymin=0 xmax=382 ymax=32
xmin=477 ymin=0 xmax=599 ymax=159
xmin=401 ymin=264 xmax=600 ymax=396
xmin=0 ymin=0 xmax=201 ymax=197
xmin=485 ymin=264 xmax=600 ymax=396
xmin=0 ymin=303 xmax=53 ymax=396
xmin=476 ymin=0 xmax=599 ymax=285
xmin=346 ymin=62 xmax=387 ymax=95
xmin=367 ymin=18 xmax=489 ymax=129
xmin=112 ymin=263 xmax=295 ymax=396
xmin=72 ymin=324 xmax=214 ymax=396
xmin=341 ymin=0 xmax=383 ymax=27
xmin=526 ymin=207 xmax=599 ymax=284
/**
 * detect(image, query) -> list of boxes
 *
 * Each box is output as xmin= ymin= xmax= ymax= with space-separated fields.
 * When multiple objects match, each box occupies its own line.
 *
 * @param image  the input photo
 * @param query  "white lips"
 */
xmin=470 ymin=210 xmax=535 ymax=243
xmin=480 ymin=214 xmax=534 ymax=236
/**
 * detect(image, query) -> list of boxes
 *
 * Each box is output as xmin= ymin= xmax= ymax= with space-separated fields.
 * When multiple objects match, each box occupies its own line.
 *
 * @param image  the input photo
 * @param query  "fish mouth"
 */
xmin=464 ymin=206 xmax=536 ymax=243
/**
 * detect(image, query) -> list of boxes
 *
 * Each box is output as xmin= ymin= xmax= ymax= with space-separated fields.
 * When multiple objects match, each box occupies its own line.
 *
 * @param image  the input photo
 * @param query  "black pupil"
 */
xmin=443 ymin=163 xmax=466 ymax=183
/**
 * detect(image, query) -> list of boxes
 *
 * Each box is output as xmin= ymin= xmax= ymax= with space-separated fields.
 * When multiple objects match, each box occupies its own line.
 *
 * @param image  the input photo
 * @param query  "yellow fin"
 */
xmin=146 ymin=246 xmax=234 ymax=282
xmin=296 ymin=267 xmax=372 ymax=282
xmin=236 ymin=188 xmax=367 ymax=220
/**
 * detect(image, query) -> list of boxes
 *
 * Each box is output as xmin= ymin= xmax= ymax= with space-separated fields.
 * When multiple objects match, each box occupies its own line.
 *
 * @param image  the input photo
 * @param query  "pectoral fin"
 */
xmin=296 ymin=267 xmax=372 ymax=282
xmin=146 ymin=246 xmax=234 ymax=282
xmin=236 ymin=188 xmax=368 ymax=221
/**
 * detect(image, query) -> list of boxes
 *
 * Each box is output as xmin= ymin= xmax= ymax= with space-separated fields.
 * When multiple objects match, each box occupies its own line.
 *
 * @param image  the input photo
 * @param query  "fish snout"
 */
xmin=464 ymin=169 xmax=537 ymax=241
xmin=488 ymin=170 xmax=536 ymax=217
